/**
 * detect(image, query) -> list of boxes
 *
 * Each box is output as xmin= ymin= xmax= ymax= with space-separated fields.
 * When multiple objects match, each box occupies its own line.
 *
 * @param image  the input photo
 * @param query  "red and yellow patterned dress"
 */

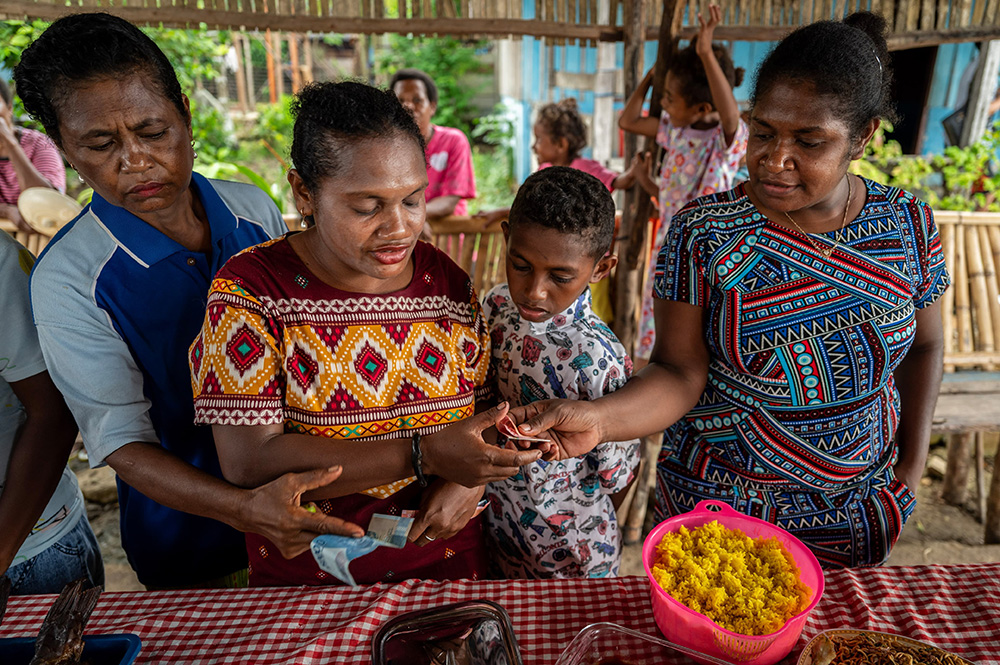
xmin=190 ymin=237 xmax=491 ymax=586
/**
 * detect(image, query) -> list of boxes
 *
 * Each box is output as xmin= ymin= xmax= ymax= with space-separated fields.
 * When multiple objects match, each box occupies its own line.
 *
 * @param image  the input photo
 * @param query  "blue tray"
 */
xmin=0 ymin=633 xmax=141 ymax=664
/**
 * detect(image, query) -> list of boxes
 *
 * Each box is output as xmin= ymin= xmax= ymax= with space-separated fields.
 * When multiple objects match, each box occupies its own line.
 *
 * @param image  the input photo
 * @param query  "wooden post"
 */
xmin=591 ymin=0 xmax=615 ymax=165
xmin=986 ymin=440 xmax=1000 ymax=543
xmin=613 ymin=0 xmax=682 ymax=354
xmin=942 ymin=431 xmax=974 ymax=505
xmin=272 ymin=29 xmax=285 ymax=99
xmin=289 ymin=33 xmax=302 ymax=94
xmin=975 ymin=433 xmax=987 ymax=522
xmin=265 ymin=29 xmax=278 ymax=105
xmin=242 ymin=33 xmax=257 ymax=108
xmin=960 ymin=40 xmax=1000 ymax=147
xmin=232 ymin=34 xmax=249 ymax=112
xmin=302 ymin=33 xmax=314 ymax=85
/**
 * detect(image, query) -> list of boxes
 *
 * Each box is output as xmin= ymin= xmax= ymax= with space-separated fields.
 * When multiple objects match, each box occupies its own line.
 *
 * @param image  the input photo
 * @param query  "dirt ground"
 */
xmin=75 ymin=440 xmax=1000 ymax=593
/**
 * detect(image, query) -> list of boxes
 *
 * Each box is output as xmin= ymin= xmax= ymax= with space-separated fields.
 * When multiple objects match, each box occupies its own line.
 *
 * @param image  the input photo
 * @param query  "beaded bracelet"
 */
xmin=411 ymin=431 xmax=429 ymax=487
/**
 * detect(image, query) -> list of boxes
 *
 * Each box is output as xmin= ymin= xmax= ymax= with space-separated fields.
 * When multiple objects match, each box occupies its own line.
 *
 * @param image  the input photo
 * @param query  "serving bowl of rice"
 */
xmin=642 ymin=500 xmax=825 ymax=665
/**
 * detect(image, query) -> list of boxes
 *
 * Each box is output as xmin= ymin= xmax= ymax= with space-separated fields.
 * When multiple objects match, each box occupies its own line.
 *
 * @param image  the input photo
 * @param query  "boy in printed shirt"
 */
xmin=483 ymin=167 xmax=640 ymax=579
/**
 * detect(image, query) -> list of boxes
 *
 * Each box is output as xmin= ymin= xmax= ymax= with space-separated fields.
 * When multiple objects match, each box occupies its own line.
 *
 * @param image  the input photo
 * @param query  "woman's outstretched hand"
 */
xmin=238 ymin=465 xmax=365 ymax=559
xmin=507 ymin=399 xmax=604 ymax=461
xmin=421 ymin=402 xmax=546 ymax=487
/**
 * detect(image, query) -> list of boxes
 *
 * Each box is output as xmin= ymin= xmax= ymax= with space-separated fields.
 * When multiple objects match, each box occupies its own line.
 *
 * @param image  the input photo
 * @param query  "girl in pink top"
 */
xmin=620 ymin=4 xmax=748 ymax=360
xmin=477 ymin=98 xmax=641 ymax=225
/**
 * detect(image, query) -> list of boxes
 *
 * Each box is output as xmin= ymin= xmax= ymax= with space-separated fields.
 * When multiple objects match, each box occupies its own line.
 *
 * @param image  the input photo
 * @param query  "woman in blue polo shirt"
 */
xmin=11 ymin=13 xmax=370 ymax=589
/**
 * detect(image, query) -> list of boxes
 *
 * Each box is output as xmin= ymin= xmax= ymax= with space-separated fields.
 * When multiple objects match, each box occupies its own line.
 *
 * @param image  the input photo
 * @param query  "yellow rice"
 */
xmin=650 ymin=520 xmax=811 ymax=636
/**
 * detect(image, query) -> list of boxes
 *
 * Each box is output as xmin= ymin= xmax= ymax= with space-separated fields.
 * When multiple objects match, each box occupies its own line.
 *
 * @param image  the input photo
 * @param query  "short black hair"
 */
xmin=0 ymin=79 xmax=12 ymax=107
xmin=13 ymin=13 xmax=188 ymax=147
xmin=388 ymin=68 xmax=438 ymax=105
xmin=289 ymin=80 xmax=425 ymax=192
xmin=536 ymin=99 xmax=588 ymax=161
xmin=751 ymin=11 xmax=897 ymax=141
xmin=508 ymin=166 xmax=615 ymax=260
xmin=669 ymin=40 xmax=744 ymax=107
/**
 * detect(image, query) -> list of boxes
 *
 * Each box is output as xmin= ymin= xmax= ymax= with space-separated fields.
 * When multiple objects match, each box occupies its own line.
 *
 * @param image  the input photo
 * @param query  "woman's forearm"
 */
xmin=3 ymin=139 xmax=55 ymax=193
xmin=700 ymin=50 xmax=741 ymax=145
xmin=592 ymin=359 xmax=707 ymax=442
xmin=619 ymin=70 xmax=659 ymax=137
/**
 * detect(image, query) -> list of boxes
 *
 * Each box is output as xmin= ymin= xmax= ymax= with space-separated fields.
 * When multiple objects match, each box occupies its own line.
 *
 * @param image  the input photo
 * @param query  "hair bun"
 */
xmin=844 ymin=11 xmax=888 ymax=50
xmin=558 ymin=98 xmax=579 ymax=113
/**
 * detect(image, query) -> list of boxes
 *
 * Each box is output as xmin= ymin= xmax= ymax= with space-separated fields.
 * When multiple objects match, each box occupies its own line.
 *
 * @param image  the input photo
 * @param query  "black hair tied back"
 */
xmin=751 ymin=11 xmax=897 ymax=140
xmin=289 ymin=80 xmax=425 ymax=192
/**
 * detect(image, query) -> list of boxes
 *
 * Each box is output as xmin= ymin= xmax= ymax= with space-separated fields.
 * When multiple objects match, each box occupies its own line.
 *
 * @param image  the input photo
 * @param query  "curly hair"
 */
xmin=13 ymin=13 xmax=187 ymax=147
xmin=290 ymin=80 xmax=425 ymax=192
xmin=669 ymin=40 xmax=745 ymax=108
xmin=751 ymin=11 xmax=897 ymax=140
xmin=535 ymin=98 xmax=589 ymax=161
xmin=508 ymin=166 xmax=615 ymax=260
xmin=388 ymin=68 xmax=438 ymax=105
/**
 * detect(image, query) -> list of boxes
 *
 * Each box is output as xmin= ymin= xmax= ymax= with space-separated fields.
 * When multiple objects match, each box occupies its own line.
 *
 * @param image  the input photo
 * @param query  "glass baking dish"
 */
xmin=554 ymin=622 xmax=732 ymax=665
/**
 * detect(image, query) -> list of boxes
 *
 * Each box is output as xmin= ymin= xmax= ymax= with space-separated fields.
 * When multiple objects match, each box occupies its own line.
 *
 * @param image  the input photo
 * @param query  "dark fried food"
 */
xmin=29 ymin=578 xmax=102 ymax=665
xmin=810 ymin=632 xmax=968 ymax=665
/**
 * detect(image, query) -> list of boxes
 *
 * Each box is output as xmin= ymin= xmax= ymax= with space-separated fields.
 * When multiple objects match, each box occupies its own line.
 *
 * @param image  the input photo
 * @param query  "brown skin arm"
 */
xmin=511 ymin=299 xmax=710 ymax=458
xmin=425 ymin=195 xmax=462 ymax=219
xmin=0 ymin=371 xmax=78 ymax=576
xmin=891 ymin=300 xmax=944 ymax=492
xmin=210 ymin=402 xmax=543 ymax=496
xmin=105 ymin=441 xmax=366 ymax=559
xmin=695 ymin=5 xmax=742 ymax=146
xmin=618 ymin=69 xmax=660 ymax=138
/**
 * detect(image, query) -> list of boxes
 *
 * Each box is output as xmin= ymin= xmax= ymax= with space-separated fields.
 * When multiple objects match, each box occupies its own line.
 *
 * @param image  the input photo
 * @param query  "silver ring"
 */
xmin=423 ymin=534 xmax=436 ymax=541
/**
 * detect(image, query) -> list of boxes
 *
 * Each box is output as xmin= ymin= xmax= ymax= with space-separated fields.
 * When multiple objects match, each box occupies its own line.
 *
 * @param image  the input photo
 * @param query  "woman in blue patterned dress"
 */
xmin=509 ymin=12 xmax=949 ymax=568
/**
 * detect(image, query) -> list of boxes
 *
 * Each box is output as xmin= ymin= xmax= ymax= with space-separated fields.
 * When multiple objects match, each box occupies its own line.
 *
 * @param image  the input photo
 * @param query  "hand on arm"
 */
xmin=0 ymin=371 xmax=78 ymax=576
xmin=892 ymin=300 xmax=944 ymax=492
xmin=619 ymin=68 xmax=660 ymax=138
xmin=696 ymin=5 xmax=741 ymax=146
xmin=472 ymin=208 xmax=510 ymax=228
xmin=510 ymin=300 xmax=710 ymax=459
xmin=612 ymin=154 xmax=643 ymax=191
xmin=106 ymin=442 xmax=364 ymax=559
xmin=425 ymin=195 xmax=462 ymax=220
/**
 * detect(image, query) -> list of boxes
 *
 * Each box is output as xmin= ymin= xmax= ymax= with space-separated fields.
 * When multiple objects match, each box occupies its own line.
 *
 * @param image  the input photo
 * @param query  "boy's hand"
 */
xmin=696 ymin=4 xmax=722 ymax=57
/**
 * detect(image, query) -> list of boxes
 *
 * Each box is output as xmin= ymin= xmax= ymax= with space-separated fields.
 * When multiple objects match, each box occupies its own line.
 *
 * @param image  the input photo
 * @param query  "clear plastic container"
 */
xmin=553 ymin=622 xmax=731 ymax=665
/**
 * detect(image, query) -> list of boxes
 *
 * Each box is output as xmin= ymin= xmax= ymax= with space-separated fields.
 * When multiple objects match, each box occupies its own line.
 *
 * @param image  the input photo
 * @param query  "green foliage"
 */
xmin=469 ymin=103 xmax=518 ymax=210
xmin=854 ymin=123 xmax=1000 ymax=211
xmin=374 ymin=35 xmax=487 ymax=135
xmin=0 ymin=20 xmax=47 ymax=71
xmin=145 ymin=27 xmax=230 ymax=92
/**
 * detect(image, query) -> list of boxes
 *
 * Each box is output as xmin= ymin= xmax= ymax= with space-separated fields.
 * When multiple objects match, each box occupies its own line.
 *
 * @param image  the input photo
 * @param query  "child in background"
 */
xmin=483 ymin=167 xmax=640 ymax=579
xmin=619 ymin=4 xmax=748 ymax=361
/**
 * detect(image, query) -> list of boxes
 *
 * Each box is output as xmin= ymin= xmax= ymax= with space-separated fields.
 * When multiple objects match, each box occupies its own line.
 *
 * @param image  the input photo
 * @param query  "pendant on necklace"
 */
xmin=822 ymin=248 xmax=833 ymax=258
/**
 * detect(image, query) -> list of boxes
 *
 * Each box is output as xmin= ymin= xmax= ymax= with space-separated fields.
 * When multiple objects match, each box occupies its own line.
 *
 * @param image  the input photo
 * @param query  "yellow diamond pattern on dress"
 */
xmin=362 ymin=477 xmax=416 ymax=499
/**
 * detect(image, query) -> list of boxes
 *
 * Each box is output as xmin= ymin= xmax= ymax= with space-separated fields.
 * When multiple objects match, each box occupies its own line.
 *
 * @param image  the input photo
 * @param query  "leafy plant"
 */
xmin=853 ymin=122 xmax=1000 ymax=211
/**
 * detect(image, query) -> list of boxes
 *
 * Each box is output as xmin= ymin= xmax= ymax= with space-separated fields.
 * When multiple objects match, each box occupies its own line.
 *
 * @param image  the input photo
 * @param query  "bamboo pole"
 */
xmin=232 ymin=33 xmax=249 ymax=112
xmin=986 ymin=225 xmax=1000 ymax=368
xmin=955 ymin=225 xmax=973 ymax=354
xmin=941 ymin=221 xmax=957 ymax=372
xmin=289 ymin=33 xmax=301 ymax=93
xmin=966 ymin=221 xmax=993 ymax=357
xmin=265 ymin=29 xmax=278 ymax=104
xmin=943 ymin=431 xmax=973 ymax=505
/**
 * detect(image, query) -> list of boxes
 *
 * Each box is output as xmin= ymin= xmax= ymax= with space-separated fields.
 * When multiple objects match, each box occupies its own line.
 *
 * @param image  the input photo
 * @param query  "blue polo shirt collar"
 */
xmin=90 ymin=172 xmax=239 ymax=268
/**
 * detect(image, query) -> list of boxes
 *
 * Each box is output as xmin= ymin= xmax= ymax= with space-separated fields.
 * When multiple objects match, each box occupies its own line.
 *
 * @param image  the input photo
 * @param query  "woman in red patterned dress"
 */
xmin=190 ymin=82 xmax=544 ymax=586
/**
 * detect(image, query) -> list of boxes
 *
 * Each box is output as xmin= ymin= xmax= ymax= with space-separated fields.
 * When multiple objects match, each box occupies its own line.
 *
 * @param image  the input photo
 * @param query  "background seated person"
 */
xmin=0 ymin=78 xmax=66 ymax=232
xmin=391 ymin=68 xmax=476 ymax=239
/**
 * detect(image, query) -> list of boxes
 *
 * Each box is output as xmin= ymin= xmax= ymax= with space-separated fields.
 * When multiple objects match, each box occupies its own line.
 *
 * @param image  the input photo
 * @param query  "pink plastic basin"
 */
xmin=642 ymin=500 xmax=825 ymax=665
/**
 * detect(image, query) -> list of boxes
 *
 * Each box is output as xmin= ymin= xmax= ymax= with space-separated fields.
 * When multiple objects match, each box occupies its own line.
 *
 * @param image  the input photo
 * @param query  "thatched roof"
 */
xmin=2 ymin=0 xmax=999 ymax=48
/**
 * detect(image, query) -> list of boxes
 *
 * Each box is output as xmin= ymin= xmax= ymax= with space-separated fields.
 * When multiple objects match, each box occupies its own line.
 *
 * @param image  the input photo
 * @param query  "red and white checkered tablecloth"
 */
xmin=1 ymin=564 xmax=998 ymax=664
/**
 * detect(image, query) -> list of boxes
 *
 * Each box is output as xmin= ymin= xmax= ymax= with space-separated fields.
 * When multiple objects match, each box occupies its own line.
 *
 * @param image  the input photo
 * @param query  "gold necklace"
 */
xmin=783 ymin=176 xmax=852 ymax=258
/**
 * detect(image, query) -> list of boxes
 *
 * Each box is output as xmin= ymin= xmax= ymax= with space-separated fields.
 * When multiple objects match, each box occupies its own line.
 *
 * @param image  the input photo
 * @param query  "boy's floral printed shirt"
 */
xmin=483 ymin=284 xmax=640 ymax=579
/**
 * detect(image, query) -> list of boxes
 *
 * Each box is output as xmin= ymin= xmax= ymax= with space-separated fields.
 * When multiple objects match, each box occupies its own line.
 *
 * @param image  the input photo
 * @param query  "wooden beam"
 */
xmin=0 ymin=2 xmax=625 ymax=40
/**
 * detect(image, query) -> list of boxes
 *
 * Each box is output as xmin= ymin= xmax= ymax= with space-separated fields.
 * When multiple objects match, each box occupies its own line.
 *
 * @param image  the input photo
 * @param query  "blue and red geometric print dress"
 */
xmin=653 ymin=178 xmax=950 ymax=568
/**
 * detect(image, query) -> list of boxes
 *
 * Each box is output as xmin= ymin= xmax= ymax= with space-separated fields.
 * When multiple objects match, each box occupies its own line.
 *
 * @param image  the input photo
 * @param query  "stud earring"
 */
xmin=191 ymin=139 xmax=198 ymax=160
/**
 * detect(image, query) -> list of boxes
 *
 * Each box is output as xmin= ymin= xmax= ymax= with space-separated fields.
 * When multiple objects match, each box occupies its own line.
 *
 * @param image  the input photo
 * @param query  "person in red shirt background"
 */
xmin=391 ymin=69 xmax=477 ymax=240
xmin=0 ymin=78 xmax=66 ymax=231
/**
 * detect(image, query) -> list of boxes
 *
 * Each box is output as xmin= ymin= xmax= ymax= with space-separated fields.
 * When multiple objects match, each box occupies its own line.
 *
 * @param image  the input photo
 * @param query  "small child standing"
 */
xmin=483 ymin=167 xmax=640 ymax=579
xmin=619 ymin=4 xmax=748 ymax=360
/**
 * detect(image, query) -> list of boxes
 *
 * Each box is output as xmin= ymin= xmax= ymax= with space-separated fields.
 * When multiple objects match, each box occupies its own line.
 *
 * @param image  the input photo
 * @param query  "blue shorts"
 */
xmin=5 ymin=516 xmax=105 ymax=595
